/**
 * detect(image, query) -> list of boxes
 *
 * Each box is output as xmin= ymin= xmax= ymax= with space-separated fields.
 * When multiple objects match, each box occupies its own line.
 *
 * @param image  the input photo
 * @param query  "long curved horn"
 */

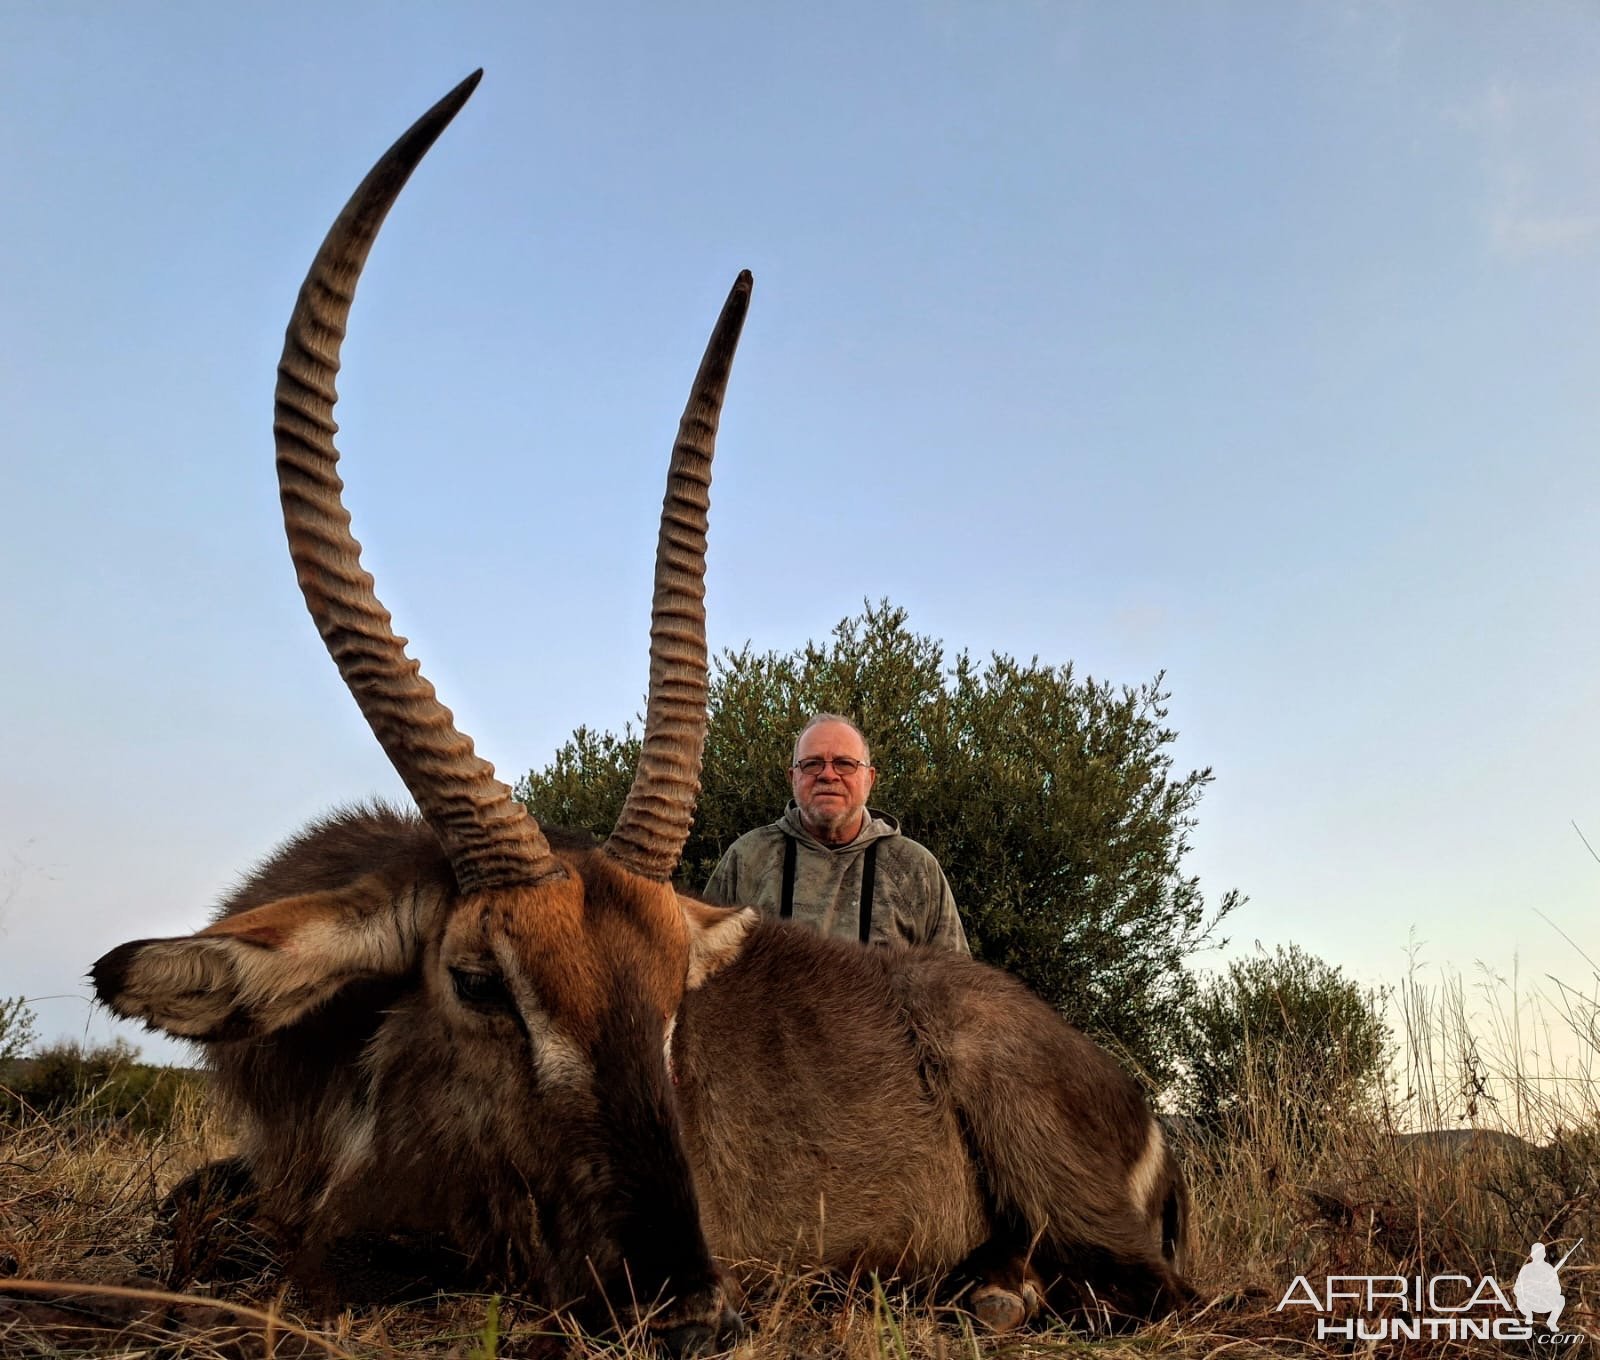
xmin=602 ymin=272 xmax=753 ymax=880
xmin=274 ymin=71 xmax=566 ymax=893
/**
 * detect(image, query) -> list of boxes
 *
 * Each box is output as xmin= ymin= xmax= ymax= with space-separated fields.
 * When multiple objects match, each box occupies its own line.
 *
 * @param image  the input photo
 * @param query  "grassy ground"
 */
xmin=3 ymin=988 xmax=1596 ymax=1358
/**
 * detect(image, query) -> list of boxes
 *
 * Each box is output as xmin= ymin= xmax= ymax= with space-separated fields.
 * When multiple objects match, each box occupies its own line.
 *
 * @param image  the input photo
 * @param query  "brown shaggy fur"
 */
xmin=95 ymin=806 xmax=1192 ymax=1333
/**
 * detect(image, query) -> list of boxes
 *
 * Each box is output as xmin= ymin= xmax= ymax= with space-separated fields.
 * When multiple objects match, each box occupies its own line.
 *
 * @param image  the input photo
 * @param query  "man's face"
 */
xmin=790 ymin=720 xmax=877 ymax=845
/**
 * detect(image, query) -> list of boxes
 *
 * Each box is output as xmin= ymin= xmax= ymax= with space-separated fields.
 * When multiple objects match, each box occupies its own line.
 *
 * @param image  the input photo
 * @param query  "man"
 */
xmin=704 ymin=714 xmax=969 ymax=952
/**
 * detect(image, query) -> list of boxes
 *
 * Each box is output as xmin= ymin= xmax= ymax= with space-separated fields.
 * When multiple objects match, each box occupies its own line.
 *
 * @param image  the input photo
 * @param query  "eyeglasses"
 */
xmin=792 ymin=756 xmax=870 ymax=777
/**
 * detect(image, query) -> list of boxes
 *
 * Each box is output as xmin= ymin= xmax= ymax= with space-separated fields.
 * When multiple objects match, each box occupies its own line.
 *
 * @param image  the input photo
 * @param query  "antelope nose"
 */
xmin=652 ymin=1298 xmax=744 ymax=1357
xmin=655 ymin=1320 xmax=711 ymax=1358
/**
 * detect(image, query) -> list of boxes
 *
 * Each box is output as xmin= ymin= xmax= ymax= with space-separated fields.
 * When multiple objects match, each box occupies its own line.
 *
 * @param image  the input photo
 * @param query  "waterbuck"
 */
xmin=92 ymin=71 xmax=1194 ymax=1348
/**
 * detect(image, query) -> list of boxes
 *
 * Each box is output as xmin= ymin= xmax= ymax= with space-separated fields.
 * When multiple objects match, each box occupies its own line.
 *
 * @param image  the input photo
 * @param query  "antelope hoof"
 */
xmin=969 ymin=1280 xmax=1040 ymax=1332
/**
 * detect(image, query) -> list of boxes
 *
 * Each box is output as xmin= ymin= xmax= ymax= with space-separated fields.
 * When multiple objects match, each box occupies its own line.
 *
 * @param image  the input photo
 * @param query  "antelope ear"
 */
xmin=679 ymin=895 xmax=755 ymax=990
xmin=92 ymin=874 xmax=449 ymax=1040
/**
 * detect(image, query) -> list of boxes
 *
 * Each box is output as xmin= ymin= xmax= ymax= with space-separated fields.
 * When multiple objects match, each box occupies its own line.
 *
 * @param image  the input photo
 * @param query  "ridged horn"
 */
xmin=273 ymin=71 xmax=567 ymax=893
xmin=601 ymin=272 xmax=753 ymax=880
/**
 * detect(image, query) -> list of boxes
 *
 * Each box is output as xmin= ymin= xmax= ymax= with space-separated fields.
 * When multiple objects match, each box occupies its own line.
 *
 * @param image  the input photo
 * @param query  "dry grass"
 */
xmin=3 ymin=973 xmax=1596 ymax=1358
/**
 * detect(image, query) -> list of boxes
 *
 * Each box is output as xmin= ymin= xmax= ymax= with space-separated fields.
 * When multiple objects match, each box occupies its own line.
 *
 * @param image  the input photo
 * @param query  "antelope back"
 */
xmin=672 ymin=922 xmax=1194 ymax=1318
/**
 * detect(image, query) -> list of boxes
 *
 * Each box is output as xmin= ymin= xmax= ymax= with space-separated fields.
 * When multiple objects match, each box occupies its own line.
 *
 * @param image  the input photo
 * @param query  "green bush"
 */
xmin=0 ymin=1038 xmax=198 ymax=1132
xmin=1172 ymin=943 xmax=1390 ymax=1148
xmin=518 ymin=599 xmax=1236 ymax=1083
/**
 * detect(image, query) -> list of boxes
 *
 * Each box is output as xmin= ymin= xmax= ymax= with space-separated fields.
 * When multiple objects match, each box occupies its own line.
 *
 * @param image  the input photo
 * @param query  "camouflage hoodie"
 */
xmin=703 ymin=803 xmax=968 ymax=953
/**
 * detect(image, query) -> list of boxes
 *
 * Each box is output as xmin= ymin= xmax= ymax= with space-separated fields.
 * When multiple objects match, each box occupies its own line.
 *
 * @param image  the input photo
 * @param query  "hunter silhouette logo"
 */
xmin=1277 ymin=1238 xmax=1585 ymax=1344
xmin=1516 ymin=1240 xmax=1579 ymax=1330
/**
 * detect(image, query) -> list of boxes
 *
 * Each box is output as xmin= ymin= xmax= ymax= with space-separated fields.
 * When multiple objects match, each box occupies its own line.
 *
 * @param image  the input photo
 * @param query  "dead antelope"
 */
xmin=92 ymin=71 xmax=1193 ymax=1348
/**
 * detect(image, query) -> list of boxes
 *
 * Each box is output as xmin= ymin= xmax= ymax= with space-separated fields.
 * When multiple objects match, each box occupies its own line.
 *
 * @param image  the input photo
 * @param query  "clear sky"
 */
xmin=4 ymin=3 xmax=1597 ymax=1077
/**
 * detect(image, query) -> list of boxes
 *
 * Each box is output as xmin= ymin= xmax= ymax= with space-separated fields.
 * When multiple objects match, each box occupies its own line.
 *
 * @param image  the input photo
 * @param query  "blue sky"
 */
xmin=4 ymin=3 xmax=1598 ymax=1073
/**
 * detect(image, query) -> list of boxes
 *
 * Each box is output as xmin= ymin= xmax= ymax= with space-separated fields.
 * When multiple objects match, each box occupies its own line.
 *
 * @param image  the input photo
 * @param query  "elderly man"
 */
xmin=704 ymin=714 xmax=969 ymax=952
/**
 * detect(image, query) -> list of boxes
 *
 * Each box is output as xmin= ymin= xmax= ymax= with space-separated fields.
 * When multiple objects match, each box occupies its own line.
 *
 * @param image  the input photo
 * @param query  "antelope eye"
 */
xmin=450 ymin=967 xmax=513 ymax=1010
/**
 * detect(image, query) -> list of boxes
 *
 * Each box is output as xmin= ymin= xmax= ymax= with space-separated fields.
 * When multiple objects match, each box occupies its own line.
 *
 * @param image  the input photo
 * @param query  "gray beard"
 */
xmin=799 ymin=803 xmax=865 ymax=845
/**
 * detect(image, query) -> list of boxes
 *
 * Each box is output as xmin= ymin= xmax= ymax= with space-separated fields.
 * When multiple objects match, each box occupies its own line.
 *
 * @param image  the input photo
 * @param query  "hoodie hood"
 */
xmin=777 ymin=802 xmax=902 ymax=855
